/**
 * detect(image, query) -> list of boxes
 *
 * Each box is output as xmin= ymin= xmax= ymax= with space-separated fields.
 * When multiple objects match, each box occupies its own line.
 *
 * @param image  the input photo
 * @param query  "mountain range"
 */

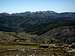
xmin=0 ymin=11 xmax=75 ymax=43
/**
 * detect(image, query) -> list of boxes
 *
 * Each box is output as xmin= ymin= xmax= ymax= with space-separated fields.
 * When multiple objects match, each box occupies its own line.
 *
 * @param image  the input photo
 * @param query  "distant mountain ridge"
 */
xmin=0 ymin=11 xmax=75 ymax=43
xmin=0 ymin=11 xmax=75 ymax=34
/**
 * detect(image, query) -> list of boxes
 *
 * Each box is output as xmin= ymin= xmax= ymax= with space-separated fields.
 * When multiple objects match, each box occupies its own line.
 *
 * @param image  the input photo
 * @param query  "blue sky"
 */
xmin=0 ymin=0 xmax=75 ymax=13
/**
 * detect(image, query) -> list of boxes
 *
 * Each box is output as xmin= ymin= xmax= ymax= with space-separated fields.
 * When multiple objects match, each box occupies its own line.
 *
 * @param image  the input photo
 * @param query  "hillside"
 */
xmin=0 ymin=11 xmax=75 ymax=56
xmin=38 ymin=26 xmax=75 ymax=44
xmin=0 ymin=11 xmax=75 ymax=44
